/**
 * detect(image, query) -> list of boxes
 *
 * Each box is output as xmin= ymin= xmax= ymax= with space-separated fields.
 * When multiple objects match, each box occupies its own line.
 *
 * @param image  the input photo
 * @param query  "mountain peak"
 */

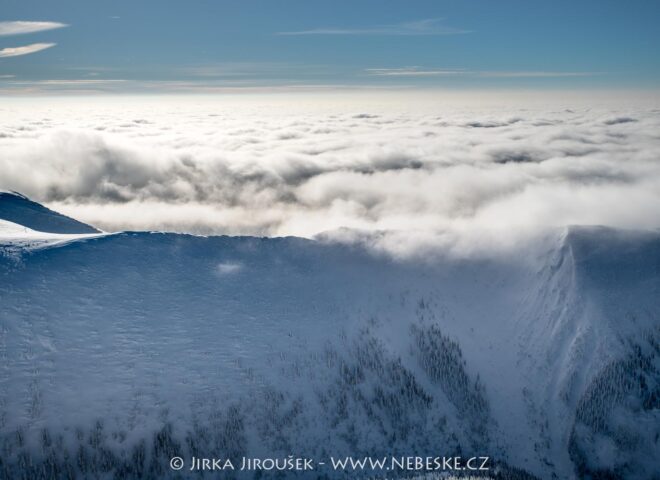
xmin=0 ymin=191 xmax=99 ymax=234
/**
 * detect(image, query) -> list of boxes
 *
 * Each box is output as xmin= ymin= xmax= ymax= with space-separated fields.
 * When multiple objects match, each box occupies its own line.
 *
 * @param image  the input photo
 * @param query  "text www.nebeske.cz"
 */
xmin=177 ymin=456 xmax=491 ymax=472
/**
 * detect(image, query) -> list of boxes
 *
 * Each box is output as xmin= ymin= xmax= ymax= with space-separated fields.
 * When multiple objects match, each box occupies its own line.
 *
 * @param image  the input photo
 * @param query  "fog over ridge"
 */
xmin=1 ymin=97 xmax=659 ymax=255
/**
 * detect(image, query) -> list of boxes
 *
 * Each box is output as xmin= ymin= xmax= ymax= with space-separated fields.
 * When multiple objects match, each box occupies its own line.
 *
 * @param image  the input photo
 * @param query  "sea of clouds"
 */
xmin=1 ymin=93 xmax=659 ymax=256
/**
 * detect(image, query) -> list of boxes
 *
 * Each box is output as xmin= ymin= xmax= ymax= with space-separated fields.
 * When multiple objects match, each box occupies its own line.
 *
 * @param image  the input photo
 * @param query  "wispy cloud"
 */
xmin=278 ymin=18 xmax=469 ymax=36
xmin=476 ymin=71 xmax=599 ymax=78
xmin=0 ymin=42 xmax=56 ymax=58
xmin=365 ymin=67 xmax=599 ymax=78
xmin=0 ymin=78 xmax=408 ymax=95
xmin=0 ymin=21 xmax=68 ymax=36
xmin=366 ymin=67 xmax=466 ymax=77
xmin=18 ymin=79 xmax=127 ymax=85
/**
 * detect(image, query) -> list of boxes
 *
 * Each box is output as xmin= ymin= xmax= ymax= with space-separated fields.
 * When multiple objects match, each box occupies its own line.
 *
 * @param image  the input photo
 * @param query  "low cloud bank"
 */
xmin=1 ymin=98 xmax=659 ymax=256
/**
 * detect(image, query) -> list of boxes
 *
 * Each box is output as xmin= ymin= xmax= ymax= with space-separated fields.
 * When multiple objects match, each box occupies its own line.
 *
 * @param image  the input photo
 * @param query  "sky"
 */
xmin=1 ymin=0 xmax=659 ymax=93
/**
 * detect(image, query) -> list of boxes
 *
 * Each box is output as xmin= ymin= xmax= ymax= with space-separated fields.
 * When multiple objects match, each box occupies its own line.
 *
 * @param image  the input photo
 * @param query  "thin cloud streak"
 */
xmin=0 ymin=42 xmax=56 ymax=58
xmin=365 ymin=67 xmax=600 ymax=78
xmin=0 ymin=78 xmax=415 ymax=94
xmin=0 ymin=21 xmax=68 ymax=36
xmin=278 ymin=18 xmax=469 ymax=36
xmin=12 ymin=79 xmax=127 ymax=85
xmin=477 ymin=71 xmax=600 ymax=78
xmin=366 ymin=68 xmax=467 ymax=77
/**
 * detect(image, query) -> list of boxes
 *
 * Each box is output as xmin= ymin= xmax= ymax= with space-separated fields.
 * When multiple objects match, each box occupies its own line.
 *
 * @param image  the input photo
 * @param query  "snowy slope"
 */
xmin=0 ymin=196 xmax=658 ymax=479
xmin=0 ymin=218 xmax=104 ymax=255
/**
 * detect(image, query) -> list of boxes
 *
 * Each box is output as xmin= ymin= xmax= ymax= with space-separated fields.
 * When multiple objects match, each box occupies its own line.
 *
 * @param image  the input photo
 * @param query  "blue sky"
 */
xmin=1 ymin=0 xmax=659 ymax=93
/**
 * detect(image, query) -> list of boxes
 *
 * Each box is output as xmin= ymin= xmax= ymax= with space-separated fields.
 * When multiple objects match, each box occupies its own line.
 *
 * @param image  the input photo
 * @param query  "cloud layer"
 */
xmin=1 ymin=95 xmax=659 ymax=255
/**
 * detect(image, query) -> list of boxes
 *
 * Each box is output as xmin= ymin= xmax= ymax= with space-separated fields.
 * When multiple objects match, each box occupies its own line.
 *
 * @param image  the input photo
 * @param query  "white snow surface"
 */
xmin=0 ymin=196 xmax=658 ymax=479
xmin=0 ymin=218 xmax=104 ymax=250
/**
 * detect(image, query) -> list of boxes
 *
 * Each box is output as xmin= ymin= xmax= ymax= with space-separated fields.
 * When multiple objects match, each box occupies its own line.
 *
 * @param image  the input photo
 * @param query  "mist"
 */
xmin=1 ymin=93 xmax=659 ymax=256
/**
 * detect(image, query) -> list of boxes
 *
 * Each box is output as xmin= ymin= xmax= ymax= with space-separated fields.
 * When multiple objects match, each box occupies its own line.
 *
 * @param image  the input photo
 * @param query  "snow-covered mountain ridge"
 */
xmin=0 ymin=192 xmax=657 ymax=479
xmin=0 ymin=191 xmax=99 ymax=235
